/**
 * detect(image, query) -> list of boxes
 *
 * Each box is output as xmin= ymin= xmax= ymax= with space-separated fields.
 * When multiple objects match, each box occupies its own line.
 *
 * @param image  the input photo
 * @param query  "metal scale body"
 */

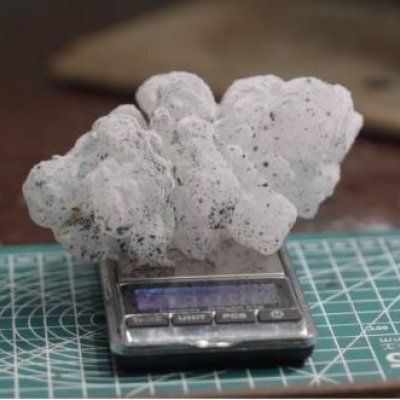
xmin=100 ymin=240 xmax=316 ymax=370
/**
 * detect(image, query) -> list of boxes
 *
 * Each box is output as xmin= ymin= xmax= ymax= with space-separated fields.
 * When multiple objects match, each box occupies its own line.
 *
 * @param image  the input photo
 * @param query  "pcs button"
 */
xmin=215 ymin=311 xmax=255 ymax=324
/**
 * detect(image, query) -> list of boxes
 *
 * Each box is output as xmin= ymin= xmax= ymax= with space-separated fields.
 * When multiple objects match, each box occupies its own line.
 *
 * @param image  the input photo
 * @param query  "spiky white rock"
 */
xmin=23 ymin=72 xmax=362 ymax=265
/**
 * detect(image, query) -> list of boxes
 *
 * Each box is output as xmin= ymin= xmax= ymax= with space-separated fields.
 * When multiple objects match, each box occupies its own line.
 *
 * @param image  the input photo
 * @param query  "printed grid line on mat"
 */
xmin=0 ymin=232 xmax=400 ymax=398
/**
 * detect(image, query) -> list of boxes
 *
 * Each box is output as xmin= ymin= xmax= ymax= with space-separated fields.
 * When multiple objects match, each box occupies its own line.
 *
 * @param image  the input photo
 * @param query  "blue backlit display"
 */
xmin=135 ymin=283 xmax=279 ymax=311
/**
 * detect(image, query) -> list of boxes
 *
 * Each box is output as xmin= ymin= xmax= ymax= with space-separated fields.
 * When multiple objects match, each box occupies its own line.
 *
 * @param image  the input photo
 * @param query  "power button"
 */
xmin=258 ymin=308 xmax=301 ymax=322
xmin=270 ymin=309 xmax=285 ymax=319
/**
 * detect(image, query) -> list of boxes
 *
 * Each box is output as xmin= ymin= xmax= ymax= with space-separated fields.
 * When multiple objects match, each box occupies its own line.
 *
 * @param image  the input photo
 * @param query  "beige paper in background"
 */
xmin=50 ymin=0 xmax=400 ymax=135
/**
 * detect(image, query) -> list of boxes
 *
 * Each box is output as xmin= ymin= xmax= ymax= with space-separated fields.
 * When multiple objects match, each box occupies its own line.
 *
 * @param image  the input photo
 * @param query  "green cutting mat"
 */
xmin=1 ymin=231 xmax=400 ymax=398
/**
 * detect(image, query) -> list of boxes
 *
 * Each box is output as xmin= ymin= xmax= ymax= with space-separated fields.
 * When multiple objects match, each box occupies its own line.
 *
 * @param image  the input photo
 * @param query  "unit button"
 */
xmin=258 ymin=308 xmax=301 ymax=322
xmin=215 ymin=311 xmax=255 ymax=324
xmin=172 ymin=312 xmax=213 ymax=326
xmin=126 ymin=314 xmax=169 ymax=328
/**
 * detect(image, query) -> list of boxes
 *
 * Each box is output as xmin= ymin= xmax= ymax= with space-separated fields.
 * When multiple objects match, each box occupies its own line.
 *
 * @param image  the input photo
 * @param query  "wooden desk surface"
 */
xmin=1 ymin=0 xmax=399 ymax=246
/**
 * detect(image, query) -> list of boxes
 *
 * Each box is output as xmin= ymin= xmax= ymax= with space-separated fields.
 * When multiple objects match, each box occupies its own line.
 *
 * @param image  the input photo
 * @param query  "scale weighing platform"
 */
xmin=1 ymin=230 xmax=400 ymax=398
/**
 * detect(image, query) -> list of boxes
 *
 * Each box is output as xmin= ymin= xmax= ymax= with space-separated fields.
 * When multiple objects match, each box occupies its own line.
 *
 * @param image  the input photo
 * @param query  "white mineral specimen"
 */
xmin=23 ymin=72 xmax=363 ymax=265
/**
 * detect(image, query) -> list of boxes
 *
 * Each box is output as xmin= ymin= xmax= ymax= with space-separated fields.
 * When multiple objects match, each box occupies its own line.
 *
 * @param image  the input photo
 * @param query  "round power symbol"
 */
xmin=270 ymin=309 xmax=284 ymax=319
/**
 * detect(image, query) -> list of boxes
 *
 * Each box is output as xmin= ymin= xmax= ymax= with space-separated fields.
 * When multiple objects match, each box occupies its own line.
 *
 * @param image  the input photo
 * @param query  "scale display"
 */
xmin=134 ymin=282 xmax=280 ymax=311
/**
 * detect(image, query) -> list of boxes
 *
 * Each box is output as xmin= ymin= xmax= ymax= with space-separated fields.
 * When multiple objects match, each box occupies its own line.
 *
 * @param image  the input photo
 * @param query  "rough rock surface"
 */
xmin=23 ymin=72 xmax=363 ymax=265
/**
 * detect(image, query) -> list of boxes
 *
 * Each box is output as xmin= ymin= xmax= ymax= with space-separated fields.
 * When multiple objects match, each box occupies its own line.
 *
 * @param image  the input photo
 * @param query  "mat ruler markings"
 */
xmin=8 ymin=256 xmax=19 ymax=399
xmin=213 ymin=370 xmax=222 ymax=392
xmin=278 ymin=367 xmax=288 ymax=387
xmin=311 ymin=292 xmax=400 ymax=384
xmin=295 ymin=242 xmax=353 ymax=383
xmin=304 ymin=353 xmax=320 ymax=385
xmin=352 ymin=239 xmax=397 ymax=336
xmin=298 ymin=248 xmax=400 ymax=283
xmin=147 ymin=373 xmax=155 ymax=396
xmin=36 ymin=254 xmax=56 ymax=396
xmin=377 ymin=238 xmax=400 ymax=375
xmin=307 ymin=259 xmax=399 ymax=313
xmin=380 ymin=238 xmax=400 ymax=291
xmin=324 ymin=240 xmax=385 ymax=382
xmin=67 ymin=254 xmax=87 ymax=398
xmin=244 ymin=369 xmax=254 ymax=390
xmin=109 ymin=354 xmax=121 ymax=397
xmin=125 ymin=372 xmax=176 ymax=397
xmin=180 ymin=372 xmax=189 ymax=394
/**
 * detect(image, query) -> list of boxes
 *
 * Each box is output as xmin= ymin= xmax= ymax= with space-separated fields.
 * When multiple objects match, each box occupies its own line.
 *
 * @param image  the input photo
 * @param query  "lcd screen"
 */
xmin=134 ymin=282 xmax=279 ymax=311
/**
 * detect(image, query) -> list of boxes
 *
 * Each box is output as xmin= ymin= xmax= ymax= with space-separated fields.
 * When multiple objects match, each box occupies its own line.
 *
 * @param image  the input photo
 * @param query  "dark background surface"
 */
xmin=0 ymin=0 xmax=399 ymax=246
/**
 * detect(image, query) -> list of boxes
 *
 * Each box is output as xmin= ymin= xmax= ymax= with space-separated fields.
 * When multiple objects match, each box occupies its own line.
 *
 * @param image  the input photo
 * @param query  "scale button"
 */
xmin=259 ymin=308 xmax=301 ymax=322
xmin=126 ymin=314 xmax=169 ymax=328
xmin=215 ymin=311 xmax=255 ymax=324
xmin=172 ymin=312 xmax=213 ymax=326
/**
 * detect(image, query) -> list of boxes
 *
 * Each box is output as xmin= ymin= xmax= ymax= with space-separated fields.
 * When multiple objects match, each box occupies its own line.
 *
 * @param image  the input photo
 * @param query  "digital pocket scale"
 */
xmin=101 ymin=240 xmax=316 ymax=370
